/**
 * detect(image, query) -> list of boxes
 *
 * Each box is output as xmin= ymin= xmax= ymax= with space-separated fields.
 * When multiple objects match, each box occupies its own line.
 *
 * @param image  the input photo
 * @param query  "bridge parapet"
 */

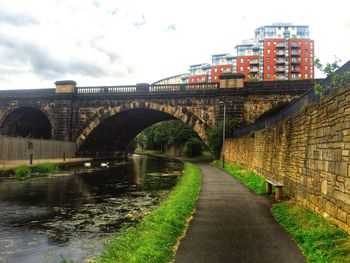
xmin=74 ymin=82 xmax=219 ymax=95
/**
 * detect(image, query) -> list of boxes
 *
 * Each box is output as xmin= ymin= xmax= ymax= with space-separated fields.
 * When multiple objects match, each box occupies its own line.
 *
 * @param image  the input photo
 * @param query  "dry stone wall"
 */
xmin=224 ymin=84 xmax=350 ymax=234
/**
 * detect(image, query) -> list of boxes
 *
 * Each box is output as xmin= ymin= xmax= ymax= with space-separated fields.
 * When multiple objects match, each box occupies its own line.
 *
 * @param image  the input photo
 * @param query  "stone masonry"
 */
xmin=224 ymin=83 xmax=350 ymax=234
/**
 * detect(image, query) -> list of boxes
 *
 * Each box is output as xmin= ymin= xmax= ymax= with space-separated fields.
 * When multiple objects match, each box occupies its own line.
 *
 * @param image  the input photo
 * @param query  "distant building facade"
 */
xmin=157 ymin=23 xmax=314 ymax=84
xmin=152 ymin=73 xmax=189 ymax=85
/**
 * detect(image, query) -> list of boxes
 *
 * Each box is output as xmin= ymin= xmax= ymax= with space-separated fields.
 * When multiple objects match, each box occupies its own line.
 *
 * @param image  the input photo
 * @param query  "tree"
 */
xmin=135 ymin=120 xmax=204 ymax=154
xmin=184 ymin=138 xmax=203 ymax=157
xmin=313 ymin=58 xmax=350 ymax=95
xmin=207 ymin=118 xmax=238 ymax=159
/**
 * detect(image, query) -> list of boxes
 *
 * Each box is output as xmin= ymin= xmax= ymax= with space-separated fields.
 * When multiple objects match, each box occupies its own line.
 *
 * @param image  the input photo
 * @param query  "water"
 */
xmin=0 ymin=154 xmax=183 ymax=263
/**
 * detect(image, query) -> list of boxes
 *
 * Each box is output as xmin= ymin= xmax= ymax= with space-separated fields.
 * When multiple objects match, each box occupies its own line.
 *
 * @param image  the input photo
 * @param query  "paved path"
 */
xmin=174 ymin=162 xmax=306 ymax=263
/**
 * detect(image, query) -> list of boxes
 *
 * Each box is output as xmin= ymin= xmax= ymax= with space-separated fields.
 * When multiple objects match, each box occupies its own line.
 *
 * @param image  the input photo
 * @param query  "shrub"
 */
xmin=13 ymin=165 xmax=31 ymax=179
xmin=184 ymin=138 xmax=203 ymax=157
xmin=32 ymin=162 xmax=58 ymax=174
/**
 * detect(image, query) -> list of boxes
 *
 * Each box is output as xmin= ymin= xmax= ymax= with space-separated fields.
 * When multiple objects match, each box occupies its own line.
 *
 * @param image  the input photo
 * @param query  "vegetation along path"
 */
xmin=175 ymin=161 xmax=306 ymax=263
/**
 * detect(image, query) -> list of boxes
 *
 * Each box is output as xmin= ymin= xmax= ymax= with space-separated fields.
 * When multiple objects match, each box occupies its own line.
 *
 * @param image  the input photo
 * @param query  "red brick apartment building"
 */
xmin=188 ymin=23 xmax=314 ymax=83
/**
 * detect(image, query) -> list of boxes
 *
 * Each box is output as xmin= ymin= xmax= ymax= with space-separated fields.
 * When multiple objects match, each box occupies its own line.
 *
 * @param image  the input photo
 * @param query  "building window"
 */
xmin=214 ymin=76 xmax=217 ymax=80
xmin=273 ymin=41 xmax=276 ymax=45
xmin=267 ymin=41 xmax=271 ymax=46
xmin=267 ymin=73 xmax=271 ymax=79
xmin=305 ymin=49 xmax=308 ymax=54
xmin=240 ymin=66 xmax=243 ymax=72
xmin=305 ymin=57 xmax=308 ymax=63
xmin=267 ymin=66 xmax=271 ymax=70
xmin=214 ymin=68 xmax=218 ymax=73
xmin=305 ymin=66 xmax=308 ymax=70
xmin=240 ymin=58 xmax=243 ymax=63
xmin=266 ymin=57 xmax=271 ymax=63
xmin=267 ymin=49 xmax=271 ymax=54
xmin=304 ymin=74 xmax=308 ymax=79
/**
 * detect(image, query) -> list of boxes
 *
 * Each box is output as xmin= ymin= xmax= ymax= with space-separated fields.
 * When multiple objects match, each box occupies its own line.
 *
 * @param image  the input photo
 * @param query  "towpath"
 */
xmin=174 ymin=161 xmax=305 ymax=263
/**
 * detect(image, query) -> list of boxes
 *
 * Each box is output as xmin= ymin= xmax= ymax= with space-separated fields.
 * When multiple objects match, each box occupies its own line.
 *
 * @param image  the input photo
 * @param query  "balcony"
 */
xmin=291 ymin=43 xmax=301 ymax=49
xmin=250 ymin=60 xmax=259 ymax=65
xmin=276 ymin=43 xmax=285 ymax=49
xmin=276 ymin=51 xmax=285 ymax=56
xmin=276 ymin=59 xmax=285 ymax=65
xmin=275 ymin=67 xmax=285 ymax=73
xmin=252 ymin=45 xmax=260 ymax=51
xmin=250 ymin=67 xmax=259 ymax=73
xmin=291 ymin=67 xmax=301 ymax=73
xmin=290 ymin=59 xmax=300 ymax=64
xmin=291 ymin=51 xmax=300 ymax=56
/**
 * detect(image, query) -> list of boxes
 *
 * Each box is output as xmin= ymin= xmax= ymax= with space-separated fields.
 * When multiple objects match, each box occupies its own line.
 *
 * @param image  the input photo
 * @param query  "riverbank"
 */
xmin=215 ymin=161 xmax=350 ymax=262
xmin=97 ymin=162 xmax=202 ymax=263
xmin=0 ymin=157 xmax=92 ymax=170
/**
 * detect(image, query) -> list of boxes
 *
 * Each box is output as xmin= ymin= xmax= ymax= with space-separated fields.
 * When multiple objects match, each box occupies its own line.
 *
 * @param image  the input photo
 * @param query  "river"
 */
xmin=0 ymin=154 xmax=183 ymax=263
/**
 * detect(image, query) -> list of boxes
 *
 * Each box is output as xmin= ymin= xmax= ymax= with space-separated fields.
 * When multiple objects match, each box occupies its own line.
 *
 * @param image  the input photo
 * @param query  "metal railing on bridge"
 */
xmin=232 ymin=60 xmax=350 ymax=138
xmin=75 ymin=83 xmax=219 ymax=94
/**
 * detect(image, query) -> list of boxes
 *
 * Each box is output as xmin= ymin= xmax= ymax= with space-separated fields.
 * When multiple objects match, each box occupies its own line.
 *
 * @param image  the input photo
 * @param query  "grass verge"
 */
xmin=32 ymin=162 xmax=58 ymax=174
xmin=215 ymin=160 xmax=350 ymax=262
xmin=97 ymin=162 xmax=202 ymax=263
xmin=214 ymin=160 xmax=266 ymax=195
xmin=12 ymin=162 xmax=59 ymax=180
xmin=272 ymin=201 xmax=350 ymax=262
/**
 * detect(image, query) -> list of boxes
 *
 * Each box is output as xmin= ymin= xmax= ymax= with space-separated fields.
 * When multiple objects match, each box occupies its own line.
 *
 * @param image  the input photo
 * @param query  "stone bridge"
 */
xmin=0 ymin=76 xmax=314 ymax=155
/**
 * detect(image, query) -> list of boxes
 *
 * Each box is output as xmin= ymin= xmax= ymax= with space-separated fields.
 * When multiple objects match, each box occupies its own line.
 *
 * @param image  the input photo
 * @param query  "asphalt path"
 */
xmin=174 ymin=162 xmax=306 ymax=263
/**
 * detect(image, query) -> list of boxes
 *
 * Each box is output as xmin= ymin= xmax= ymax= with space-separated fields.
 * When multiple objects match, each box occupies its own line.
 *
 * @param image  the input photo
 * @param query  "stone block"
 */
xmin=321 ymin=179 xmax=328 ymax=195
xmin=337 ymin=208 xmax=347 ymax=223
xmin=345 ymin=178 xmax=350 ymax=191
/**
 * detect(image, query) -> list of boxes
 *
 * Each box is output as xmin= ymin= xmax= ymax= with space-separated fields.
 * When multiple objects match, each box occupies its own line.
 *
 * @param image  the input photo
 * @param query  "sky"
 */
xmin=0 ymin=0 xmax=349 ymax=90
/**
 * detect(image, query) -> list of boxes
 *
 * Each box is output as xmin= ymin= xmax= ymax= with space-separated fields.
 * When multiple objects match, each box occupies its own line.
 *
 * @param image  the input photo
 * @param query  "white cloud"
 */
xmin=0 ymin=0 xmax=349 ymax=89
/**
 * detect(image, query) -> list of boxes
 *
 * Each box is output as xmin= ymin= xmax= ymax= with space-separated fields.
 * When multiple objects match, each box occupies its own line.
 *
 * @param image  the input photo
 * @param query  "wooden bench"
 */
xmin=266 ymin=179 xmax=284 ymax=201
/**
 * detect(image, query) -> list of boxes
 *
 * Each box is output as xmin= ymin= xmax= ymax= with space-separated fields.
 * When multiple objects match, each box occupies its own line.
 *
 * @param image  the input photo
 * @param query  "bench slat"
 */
xmin=266 ymin=180 xmax=284 ymax=187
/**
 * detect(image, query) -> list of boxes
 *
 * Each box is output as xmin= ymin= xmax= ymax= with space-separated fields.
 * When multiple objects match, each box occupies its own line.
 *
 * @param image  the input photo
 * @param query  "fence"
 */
xmin=0 ymin=136 xmax=76 ymax=160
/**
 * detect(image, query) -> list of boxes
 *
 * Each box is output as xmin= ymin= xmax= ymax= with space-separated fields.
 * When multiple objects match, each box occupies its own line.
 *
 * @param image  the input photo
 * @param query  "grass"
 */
xmin=13 ymin=165 xmax=31 ymax=179
xmin=272 ymin=202 xmax=350 ymax=263
xmin=12 ymin=162 xmax=58 ymax=180
xmin=32 ymin=162 xmax=58 ymax=174
xmin=214 ymin=160 xmax=266 ymax=195
xmin=96 ymin=162 xmax=202 ymax=263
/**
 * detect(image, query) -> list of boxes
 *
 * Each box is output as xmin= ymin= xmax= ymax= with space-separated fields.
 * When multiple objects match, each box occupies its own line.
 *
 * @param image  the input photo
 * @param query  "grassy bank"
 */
xmin=216 ymin=160 xmax=350 ymax=262
xmin=13 ymin=162 xmax=59 ymax=180
xmin=214 ymin=161 xmax=266 ymax=195
xmin=272 ymin=202 xmax=350 ymax=262
xmin=97 ymin=162 xmax=202 ymax=263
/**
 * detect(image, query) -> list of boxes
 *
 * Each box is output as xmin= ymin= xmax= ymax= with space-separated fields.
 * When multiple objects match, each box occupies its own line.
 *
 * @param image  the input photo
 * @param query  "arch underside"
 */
xmin=78 ymin=109 xmax=176 ymax=153
xmin=0 ymin=107 xmax=51 ymax=139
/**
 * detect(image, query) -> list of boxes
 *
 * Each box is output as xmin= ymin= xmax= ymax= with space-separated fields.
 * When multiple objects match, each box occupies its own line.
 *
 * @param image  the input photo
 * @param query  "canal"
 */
xmin=0 ymin=154 xmax=183 ymax=263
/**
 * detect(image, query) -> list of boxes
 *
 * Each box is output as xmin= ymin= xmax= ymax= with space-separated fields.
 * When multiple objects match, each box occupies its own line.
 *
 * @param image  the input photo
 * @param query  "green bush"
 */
xmin=32 ymin=162 xmax=58 ymax=174
xmin=184 ymin=138 xmax=203 ymax=157
xmin=13 ymin=165 xmax=31 ymax=179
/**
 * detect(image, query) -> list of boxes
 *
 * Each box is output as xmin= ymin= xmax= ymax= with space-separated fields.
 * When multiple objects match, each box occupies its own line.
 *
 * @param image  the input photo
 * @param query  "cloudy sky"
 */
xmin=0 ymin=0 xmax=349 ymax=89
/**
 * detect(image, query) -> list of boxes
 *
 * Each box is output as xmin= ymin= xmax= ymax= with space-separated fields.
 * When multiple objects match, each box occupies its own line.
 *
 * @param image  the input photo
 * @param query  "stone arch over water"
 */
xmin=76 ymin=102 xmax=208 ymax=152
xmin=0 ymin=106 xmax=52 ymax=139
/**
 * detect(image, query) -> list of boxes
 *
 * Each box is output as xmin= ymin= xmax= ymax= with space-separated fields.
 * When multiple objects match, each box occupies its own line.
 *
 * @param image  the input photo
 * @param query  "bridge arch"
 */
xmin=76 ymin=102 xmax=208 ymax=151
xmin=0 ymin=106 xmax=52 ymax=139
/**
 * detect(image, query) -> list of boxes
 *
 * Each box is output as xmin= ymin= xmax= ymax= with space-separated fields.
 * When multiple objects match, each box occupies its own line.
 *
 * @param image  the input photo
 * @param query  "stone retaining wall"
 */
xmin=0 ymin=136 xmax=76 ymax=160
xmin=224 ymin=84 xmax=350 ymax=233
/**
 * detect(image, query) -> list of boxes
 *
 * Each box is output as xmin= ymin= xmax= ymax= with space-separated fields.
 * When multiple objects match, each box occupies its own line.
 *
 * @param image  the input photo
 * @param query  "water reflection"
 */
xmin=0 ymin=154 xmax=183 ymax=263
